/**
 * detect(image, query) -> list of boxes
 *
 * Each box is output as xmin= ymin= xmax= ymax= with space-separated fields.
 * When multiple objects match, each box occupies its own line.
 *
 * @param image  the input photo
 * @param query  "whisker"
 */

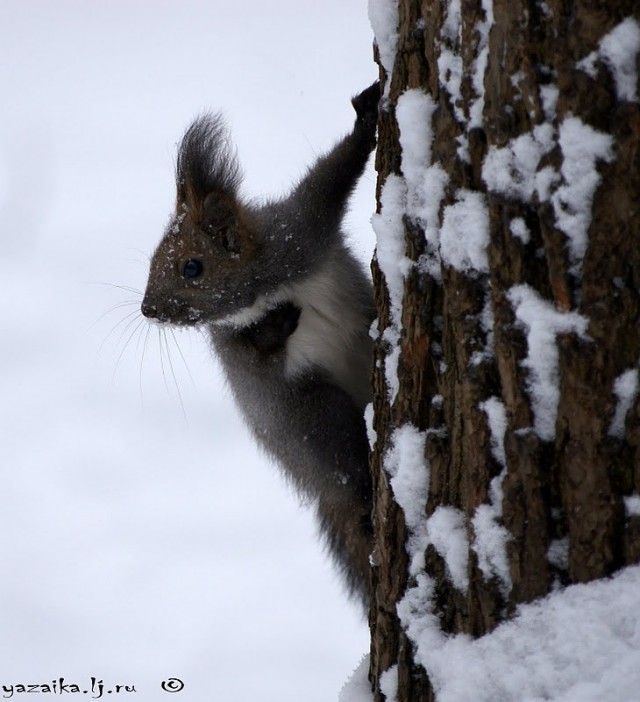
xmin=138 ymin=323 xmax=152 ymax=407
xmin=115 ymin=311 xmax=146 ymax=350
xmin=88 ymin=281 xmax=144 ymax=296
xmin=125 ymin=247 xmax=152 ymax=264
xmin=157 ymin=326 xmax=171 ymax=395
xmin=162 ymin=327 xmax=188 ymax=422
xmin=168 ymin=327 xmax=196 ymax=388
xmin=113 ymin=317 xmax=147 ymax=380
xmin=97 ymin=309 xmax=141 ymax=357
xmin=91 ymin=300 xmax=140 ymax=331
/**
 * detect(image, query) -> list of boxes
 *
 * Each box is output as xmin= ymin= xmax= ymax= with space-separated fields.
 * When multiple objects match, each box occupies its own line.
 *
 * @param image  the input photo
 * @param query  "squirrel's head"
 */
xmin=142 ymin=115 xmax=259 ymax=326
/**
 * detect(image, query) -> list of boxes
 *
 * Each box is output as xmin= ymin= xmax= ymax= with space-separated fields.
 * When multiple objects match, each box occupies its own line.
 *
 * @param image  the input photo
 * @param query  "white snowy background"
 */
xmin=0 ymin=2 xmax=375 ymax=700
xmin=5 ymin=1 xmax=640 ymax=701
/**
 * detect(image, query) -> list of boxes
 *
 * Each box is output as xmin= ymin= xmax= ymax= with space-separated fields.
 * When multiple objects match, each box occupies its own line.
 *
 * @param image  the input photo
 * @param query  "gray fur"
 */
xmin=142 ymin=83 xmax=380 ymax=605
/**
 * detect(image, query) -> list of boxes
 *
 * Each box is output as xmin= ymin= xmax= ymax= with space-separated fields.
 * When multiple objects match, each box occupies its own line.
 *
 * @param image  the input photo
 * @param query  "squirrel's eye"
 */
xmin=182 ymin=259 xmax=203 ymax=279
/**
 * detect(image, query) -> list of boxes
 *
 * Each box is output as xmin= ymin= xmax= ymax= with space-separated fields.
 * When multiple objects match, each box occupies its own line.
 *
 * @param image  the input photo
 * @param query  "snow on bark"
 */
xmin=368 ymin=0 xmax=399 ymax=99
xmin=372 ymin=175 xmax=408 ymax=402
xmin=507 ymin=285 xmax=589 ymax=441
xmin=471 ymin=398 xmax=512 ymax=597
xmin=550 ymin=117 xmax=615 ymax=275
xmin=397 ymin=89 xmax=449 ymax=282
xmin=608 ymin=368 xmax=639 ymax=439
xmin=383 ymin=424 xmax=430 ymax=575
xmin=396 ymin=90 xmax=437 ymax=174
xmin=427 ymin=506 xmax=469 ymax=592
xmin=482 ymin=124 xmax=555 ymax=202
xmin=379 ymin=664 xmax=399 ymax=702
xmin=483 ymin=113 xmax=615 ymax=277
xmin=437 ymin=0 xmax=464 ymax=124
xmin=468 ymin=0 xmax=494 ymax=128
xmin=624 ymin=494 xmax=640 ymax=517
xmin=547 ymin=537 xmax=569 ymax=572
xmin=509 ymin=217 xmax=531 ymax=245
xmin=471 ymin=501 xmax=512 ymax=596
xmin=437 ymin=0 xmax=494 ymax=131
xmin=364 ymin=402 xmax=377 ymax=449
xmin=440 ymin=190 xmax=490 ymax=274
xmin=469 ymin=291 xmax=495 ymax=367
xmin=372 ymin=87 xmax=448 ymax=401
xmin=414 ymin=164 xmax=449 ymax=281
xmin=480 ymin=396 xmax=507 ymax=468
xmin=367 ymin=1 xmax=640 ymax=701
xmin=339 ymin=656 xmax=374 ymax=702
xmin=385 ymin=426 xmax=471 ymax=597
xmin=577 ymin=17 xmax=640 ymax=103
xmin=539 ymin=84 xmax=559 ymax=120
xmin=411 ymin=564 xmax=640 ymax=702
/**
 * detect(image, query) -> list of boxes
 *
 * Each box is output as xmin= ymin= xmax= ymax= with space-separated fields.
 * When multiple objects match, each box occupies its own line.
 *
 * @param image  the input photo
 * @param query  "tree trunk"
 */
xmin=367 ymin=1 xmax=640 ymax=699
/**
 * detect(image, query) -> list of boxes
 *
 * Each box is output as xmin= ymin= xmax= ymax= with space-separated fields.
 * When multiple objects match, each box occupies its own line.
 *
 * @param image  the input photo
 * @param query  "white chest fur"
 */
xmin=218 ymin=261 xmax=372 ymax=408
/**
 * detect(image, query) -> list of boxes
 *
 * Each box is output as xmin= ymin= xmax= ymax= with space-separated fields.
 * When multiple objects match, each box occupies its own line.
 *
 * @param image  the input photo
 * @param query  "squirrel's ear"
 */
xmin=201 ymin=191 xmax=257 ymax=258
xmin=176 ymin=114 xmax=242 ymax=223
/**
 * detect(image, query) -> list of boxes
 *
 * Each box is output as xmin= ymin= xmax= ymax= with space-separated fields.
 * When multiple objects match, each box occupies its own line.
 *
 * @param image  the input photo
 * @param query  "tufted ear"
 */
xmin=176 ymin=113 xmax=242 ymax=224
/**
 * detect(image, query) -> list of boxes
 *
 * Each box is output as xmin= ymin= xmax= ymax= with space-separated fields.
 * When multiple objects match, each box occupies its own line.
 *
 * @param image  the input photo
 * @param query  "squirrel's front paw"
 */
xmin=352 ymin=81 xmax=380 ymax=137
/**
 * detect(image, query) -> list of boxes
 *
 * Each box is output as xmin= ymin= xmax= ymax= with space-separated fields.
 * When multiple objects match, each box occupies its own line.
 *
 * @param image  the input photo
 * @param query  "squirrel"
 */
xmin=141 ymin=82 xmax=380 ymax=607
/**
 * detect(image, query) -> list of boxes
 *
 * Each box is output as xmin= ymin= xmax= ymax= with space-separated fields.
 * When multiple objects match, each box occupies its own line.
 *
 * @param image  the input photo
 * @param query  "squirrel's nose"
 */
xmin=141 ymin=299 xmax=158 ymax=319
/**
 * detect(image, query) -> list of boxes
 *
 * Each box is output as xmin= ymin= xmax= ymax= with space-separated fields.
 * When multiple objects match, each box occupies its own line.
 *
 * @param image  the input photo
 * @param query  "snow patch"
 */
xmin=379 ymin=664 xmax=398 ymax=702
xmin=364 ymin=402 xmax=377 ymax=449
xmin=507 ymin=285 xmax=589 ymax=441
xmin=397 ymin=89 xmax=437 ymax=177
xmin=438 ymin=49 xmax=465 ymax=124
xmin=577 ymin=17 xmax=640 ymax=102
xmin=414 ymin=164 xmax=449 ymax=282
xmin=469 ymin=0 xmax=494 ymax=128
xmin=438 ymin=0 xmax=464 ymax=124
xmin=427 ymin=506 xmax=469 ymax=592
xmin=339 ymin=656 xmax=373 ymax=702
xmin=396 ymin=88 xmax=449 ymax=282
xmin=441 ymin=0 xmax=462 ymax=41
xmin=368 ymin=0 xmax=399 ymax=98
xmin=408 ymin=565 xmax=640 ymax=702
xmin=397 ymin=572 xmax=445 ymax=665
xmin=471 ymin=502 xmax=512 ymax=595
xmin=539 ymin=84 xmax=559 ymax=120
xmin=470 ymin=290 xmax=496 ymax=367
xmin=373 ymin=87 xmax=448 ymax=400
xmin=624 ymin=493 xmax=640 ymax=517
xmin=535 ymin=165 xmax=560 ymax=202
xmin=372 ymin=175 xmax=409 ymax=401
xmin=608 ymin=367 xmax=639 ymax=439
xmin=509 ymin=216 xmax=531 ymax=244
xmin=482 ymin=124 xmax=555 ymax=201
xmin=440 ymin=189 xmax=490 ymax=274
xmin=383 ymin=336 xmax=402 ymax=404
xmin=471 ymin=398 xmax=512 ymax=594
xmin=547 ymin=537 xmax=569 ymax=571
xmin=481 ymin=396 xmax=507 ymax=467
xmin=437 ymin=0 xmax=494 ymax=129
xmin=551 ymin=116 xmax=615 ymax=274
xmin=384 ymin=424 xmax=430 ymax=575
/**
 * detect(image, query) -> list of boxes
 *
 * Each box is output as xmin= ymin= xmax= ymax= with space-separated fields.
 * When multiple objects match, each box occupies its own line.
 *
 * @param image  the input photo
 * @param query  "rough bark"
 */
xmin=368 ymin=1 xmax=640 ymax=700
